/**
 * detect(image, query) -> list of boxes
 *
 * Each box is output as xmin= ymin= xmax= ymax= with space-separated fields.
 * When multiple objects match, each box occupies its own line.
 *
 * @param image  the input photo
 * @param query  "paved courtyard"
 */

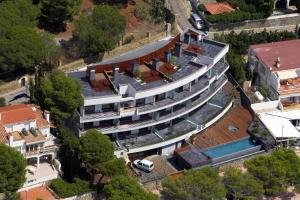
xmin=25 ymin=162 xmax=59 ymax=187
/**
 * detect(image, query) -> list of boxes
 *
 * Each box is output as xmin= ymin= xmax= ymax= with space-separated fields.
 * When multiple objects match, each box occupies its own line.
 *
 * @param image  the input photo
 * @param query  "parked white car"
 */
xmin=133 ymin=159 xmax=154 ymax=172
xmin=190 ymin=13 xmax=204 ymax=30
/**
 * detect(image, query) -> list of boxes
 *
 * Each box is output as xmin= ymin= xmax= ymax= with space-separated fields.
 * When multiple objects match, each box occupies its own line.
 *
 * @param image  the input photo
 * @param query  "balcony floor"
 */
xmin=114 ymin=87 xmax=230 ymax=150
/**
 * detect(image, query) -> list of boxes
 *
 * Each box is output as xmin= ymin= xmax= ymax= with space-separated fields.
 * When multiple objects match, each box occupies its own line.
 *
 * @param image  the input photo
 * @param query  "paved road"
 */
xmin=168 ymin=0 xmax=193 ymax=31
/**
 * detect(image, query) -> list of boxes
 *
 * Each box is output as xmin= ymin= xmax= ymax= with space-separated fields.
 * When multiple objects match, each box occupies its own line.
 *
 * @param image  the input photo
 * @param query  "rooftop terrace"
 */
xmin=69 ymin=30 xmax=227 ymax=98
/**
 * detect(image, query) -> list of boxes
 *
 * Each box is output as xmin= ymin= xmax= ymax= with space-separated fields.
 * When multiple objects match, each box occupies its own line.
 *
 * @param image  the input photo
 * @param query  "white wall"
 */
xmin=41 ymin=126 xmax=50 ymax=138
xmin=5 ymin=120 xmax=36 ymax=132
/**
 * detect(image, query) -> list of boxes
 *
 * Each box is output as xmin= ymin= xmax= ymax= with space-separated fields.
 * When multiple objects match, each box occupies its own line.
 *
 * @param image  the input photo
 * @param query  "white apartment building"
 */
xmin=70 ymin=29 xmax=231 ymax=157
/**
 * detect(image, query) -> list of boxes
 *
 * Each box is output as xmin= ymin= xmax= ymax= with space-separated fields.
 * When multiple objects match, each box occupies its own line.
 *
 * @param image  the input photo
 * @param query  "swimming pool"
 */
xmin=203 ymin=138 xmax=257 ymax=158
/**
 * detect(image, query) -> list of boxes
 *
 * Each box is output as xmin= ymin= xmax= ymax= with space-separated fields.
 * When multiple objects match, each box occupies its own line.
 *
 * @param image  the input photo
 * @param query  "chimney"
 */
xmin=44 ymin=110 xmax=50 ymax=123
xmin=132 ymin=63 xmax=139 ymax=77
xmin=184 ymin=33 xmax=191 ymax=44
xmin=113 ymin=65 xmax=120 ymax=83
xmin=175 ymin=42 xmax=182 ymax=57
xmin=90 ymin=69 xmax=95 ymax=81
xmin=9 ymin=135 xmax=13 ymax=145
xmin=152 ymin=58 xmax=160 ymax=70
xmin=164 ymin=51 xmax=172 ymax=63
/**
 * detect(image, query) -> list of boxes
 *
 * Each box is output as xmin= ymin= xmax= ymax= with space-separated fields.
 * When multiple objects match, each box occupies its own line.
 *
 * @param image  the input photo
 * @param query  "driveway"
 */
xmin=168 ymin=0 xmax=193 ymax=31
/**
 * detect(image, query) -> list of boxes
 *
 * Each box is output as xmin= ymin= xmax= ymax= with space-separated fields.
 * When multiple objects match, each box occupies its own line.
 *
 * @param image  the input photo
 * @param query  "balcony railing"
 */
xmin=25 ymin=145 xmax=59 ymax=157
xmin=98 ymin=75 xmax=227 ymax=134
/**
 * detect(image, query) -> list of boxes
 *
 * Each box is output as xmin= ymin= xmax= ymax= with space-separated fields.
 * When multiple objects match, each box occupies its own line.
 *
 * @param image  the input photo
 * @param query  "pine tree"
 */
xmin=40 ymin=0 xmax=75 ymax=31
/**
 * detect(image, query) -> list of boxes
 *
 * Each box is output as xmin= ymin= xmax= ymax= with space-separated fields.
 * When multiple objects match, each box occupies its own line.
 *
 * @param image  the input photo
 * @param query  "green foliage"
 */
xmin=0 ymin=0 xmax=60 ymax=76
xmin=39 ymin=32 xmax=62 ymax=70
xmin=149 ymin=0 xmax=167 ymax=23
xmin=100 ymin=158 xmax=127 ymax=176
xmin=162 ymin=167 xmax=226 ymax=200
xmin=215 ymin=30 xmax=297 ymax=83
xmin=206 ymin=0 xmax=274 ymax=23
xmin=0 ymin=26 xmax=47 ymax=73
xmin=245 ymin=148 xmax=300 ymax=196
xmin=58 ymin=126 xmax=80 ymax=181
xmin=73 ymin=5 xmax=126 ymax=57
xmin=0 ymin=97 xmax=6 ymax=107
xmin=104 ymin=175 xmax=159 ymax=200
xmin=198 ymin=4 xmax=206 ymax=12
xmin=38 ymin=70 xmax=83 ymax=123
xmin=223 ymin=167 xmax=264 ymax=199
xmin=123 ymin=35 xmax=135 ymax=45
xmin=40 ymin=0 xmax=78 ymax=32
xmin=79 ymin=129 xmax=114 ymax=173
xmin=227 ymin=50 xmax=246 ymax=84
xmin=50 ymin=178 xmax=91 ymax=198
xmin=0 ymin=0 xmax=40 ymax=29
xmin=134 ymin=2 xmax=152 ymax=21
xmin=0 ymin=143 xmax=26 ymax=193
xmin=206 ymin=11 xmax=262 ymax=24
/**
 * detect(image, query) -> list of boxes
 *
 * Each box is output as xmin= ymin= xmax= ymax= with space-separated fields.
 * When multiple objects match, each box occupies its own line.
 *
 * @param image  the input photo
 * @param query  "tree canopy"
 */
xmin=162 ymin=167 xmax=226 ymax=200
xmin=58 ymin=126 xmax=80 ymax=181
xmin=79 ymin=129 xmax=114 ymax=173
xmin=223 ymin=167 xmax=264 ymax=200
xmin=73 ymin=5 xmax=126 ymax=56
xmin=99 ymin=158 xmax=128 ymax=177
xmin=245 ymin=148 xmax=300 ymax=196
xmin=0 ymin=0 xmax=61 ymax=77
xmin=0 ymin=144 xmax=26 ymax=193
xmin=39 ymin=0 xmax=79 ymax=32
xmin=38 ymin=70 xmax=83 ymax=123
xmin=104 ymin=175 xmax=159 ymax=200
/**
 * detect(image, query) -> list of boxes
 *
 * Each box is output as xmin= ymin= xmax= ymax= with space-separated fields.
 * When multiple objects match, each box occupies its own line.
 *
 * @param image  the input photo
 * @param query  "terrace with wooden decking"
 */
xmin=193 ymin=105 xmax=252 ymax=150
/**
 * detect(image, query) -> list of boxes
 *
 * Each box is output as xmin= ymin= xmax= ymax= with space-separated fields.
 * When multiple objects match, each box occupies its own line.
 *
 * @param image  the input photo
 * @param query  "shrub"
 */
xmin=50 ymin=178 xmax=92 ymax=198
xmin=134 ymin=3 xmax=151 ymax=21
xmin=198 ymin=4 xmax=206 ymax=12
xmin=123 ymin=35 xmax=135 ymax=44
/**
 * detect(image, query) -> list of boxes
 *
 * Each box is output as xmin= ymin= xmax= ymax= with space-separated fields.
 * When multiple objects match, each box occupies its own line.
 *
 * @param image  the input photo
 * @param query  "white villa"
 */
xmin=0 ymin=104 xmax=61 ymax=189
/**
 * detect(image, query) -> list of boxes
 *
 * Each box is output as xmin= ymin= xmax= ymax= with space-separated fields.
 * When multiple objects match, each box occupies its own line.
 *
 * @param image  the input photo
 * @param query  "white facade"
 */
xmin=71 ymin=29 xmax=231 ymax=155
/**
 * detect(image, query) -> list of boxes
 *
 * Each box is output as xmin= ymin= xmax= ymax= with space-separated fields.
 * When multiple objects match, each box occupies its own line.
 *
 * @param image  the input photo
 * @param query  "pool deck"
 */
xmin=193 ymin=105 xmax=252 ymax=150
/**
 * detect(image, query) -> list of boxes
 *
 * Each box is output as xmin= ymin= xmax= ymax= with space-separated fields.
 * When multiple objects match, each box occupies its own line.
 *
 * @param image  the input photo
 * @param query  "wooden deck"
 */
xmin=194 ymin=105 xmax=252 ymax=150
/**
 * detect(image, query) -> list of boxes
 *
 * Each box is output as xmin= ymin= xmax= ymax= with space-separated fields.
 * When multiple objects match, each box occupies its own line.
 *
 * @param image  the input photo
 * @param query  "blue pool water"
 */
xmin=203 ymin=138 xmax=257 ymax=158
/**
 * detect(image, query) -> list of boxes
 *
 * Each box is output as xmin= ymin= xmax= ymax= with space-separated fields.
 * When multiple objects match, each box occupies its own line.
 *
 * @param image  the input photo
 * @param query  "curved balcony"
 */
xmin=114 ymin=94 xmax=233 ymax=155
xmin=80 ymin=61 xmax=229 ymax=123
xmin=88 ymin=75 xmax=228 ymax=134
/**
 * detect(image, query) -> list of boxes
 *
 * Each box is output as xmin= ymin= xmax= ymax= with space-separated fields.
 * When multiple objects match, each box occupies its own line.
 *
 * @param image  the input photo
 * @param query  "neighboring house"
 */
xmin=203 ymin=2 xmax=235 ymax=15
xmin=0 ymin=104 xmax=60 ymax=189
xmin=69 ymin=29 xmax=231 ymax=157
xmin=248 ymin=39 xmax=300 ymax=105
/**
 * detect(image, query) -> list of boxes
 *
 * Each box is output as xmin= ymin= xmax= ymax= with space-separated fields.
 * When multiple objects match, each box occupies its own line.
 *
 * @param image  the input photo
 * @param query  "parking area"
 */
xmin=131 ymin=155 xmax=177 ymax=183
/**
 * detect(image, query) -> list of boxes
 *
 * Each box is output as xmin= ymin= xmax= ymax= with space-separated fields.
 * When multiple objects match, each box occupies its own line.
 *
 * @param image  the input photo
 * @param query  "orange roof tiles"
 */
xmin=204 ymin=2 xmax=235 ymax=15
xmin=250 ymin=39 xmax=300 ymax=72
xmin=19 ymin=186 xmax=58 ymax=200
xmin=0 ymin=104 xmax=50 ymax=143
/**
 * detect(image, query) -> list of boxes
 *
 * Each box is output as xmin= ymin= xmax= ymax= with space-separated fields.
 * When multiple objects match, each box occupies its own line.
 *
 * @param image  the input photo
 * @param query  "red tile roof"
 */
xmin=204 ymin=2 xmax=235 ymax=15
xmin=0 ymin=104 xmax=50 ymax=143
xmin=19 ymin=186 xmax=58 ymax=200
xmin=250 ymin=39 xmax=300 ymax=72
xmin=0 ymin=104 xmax=36 ymax=125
